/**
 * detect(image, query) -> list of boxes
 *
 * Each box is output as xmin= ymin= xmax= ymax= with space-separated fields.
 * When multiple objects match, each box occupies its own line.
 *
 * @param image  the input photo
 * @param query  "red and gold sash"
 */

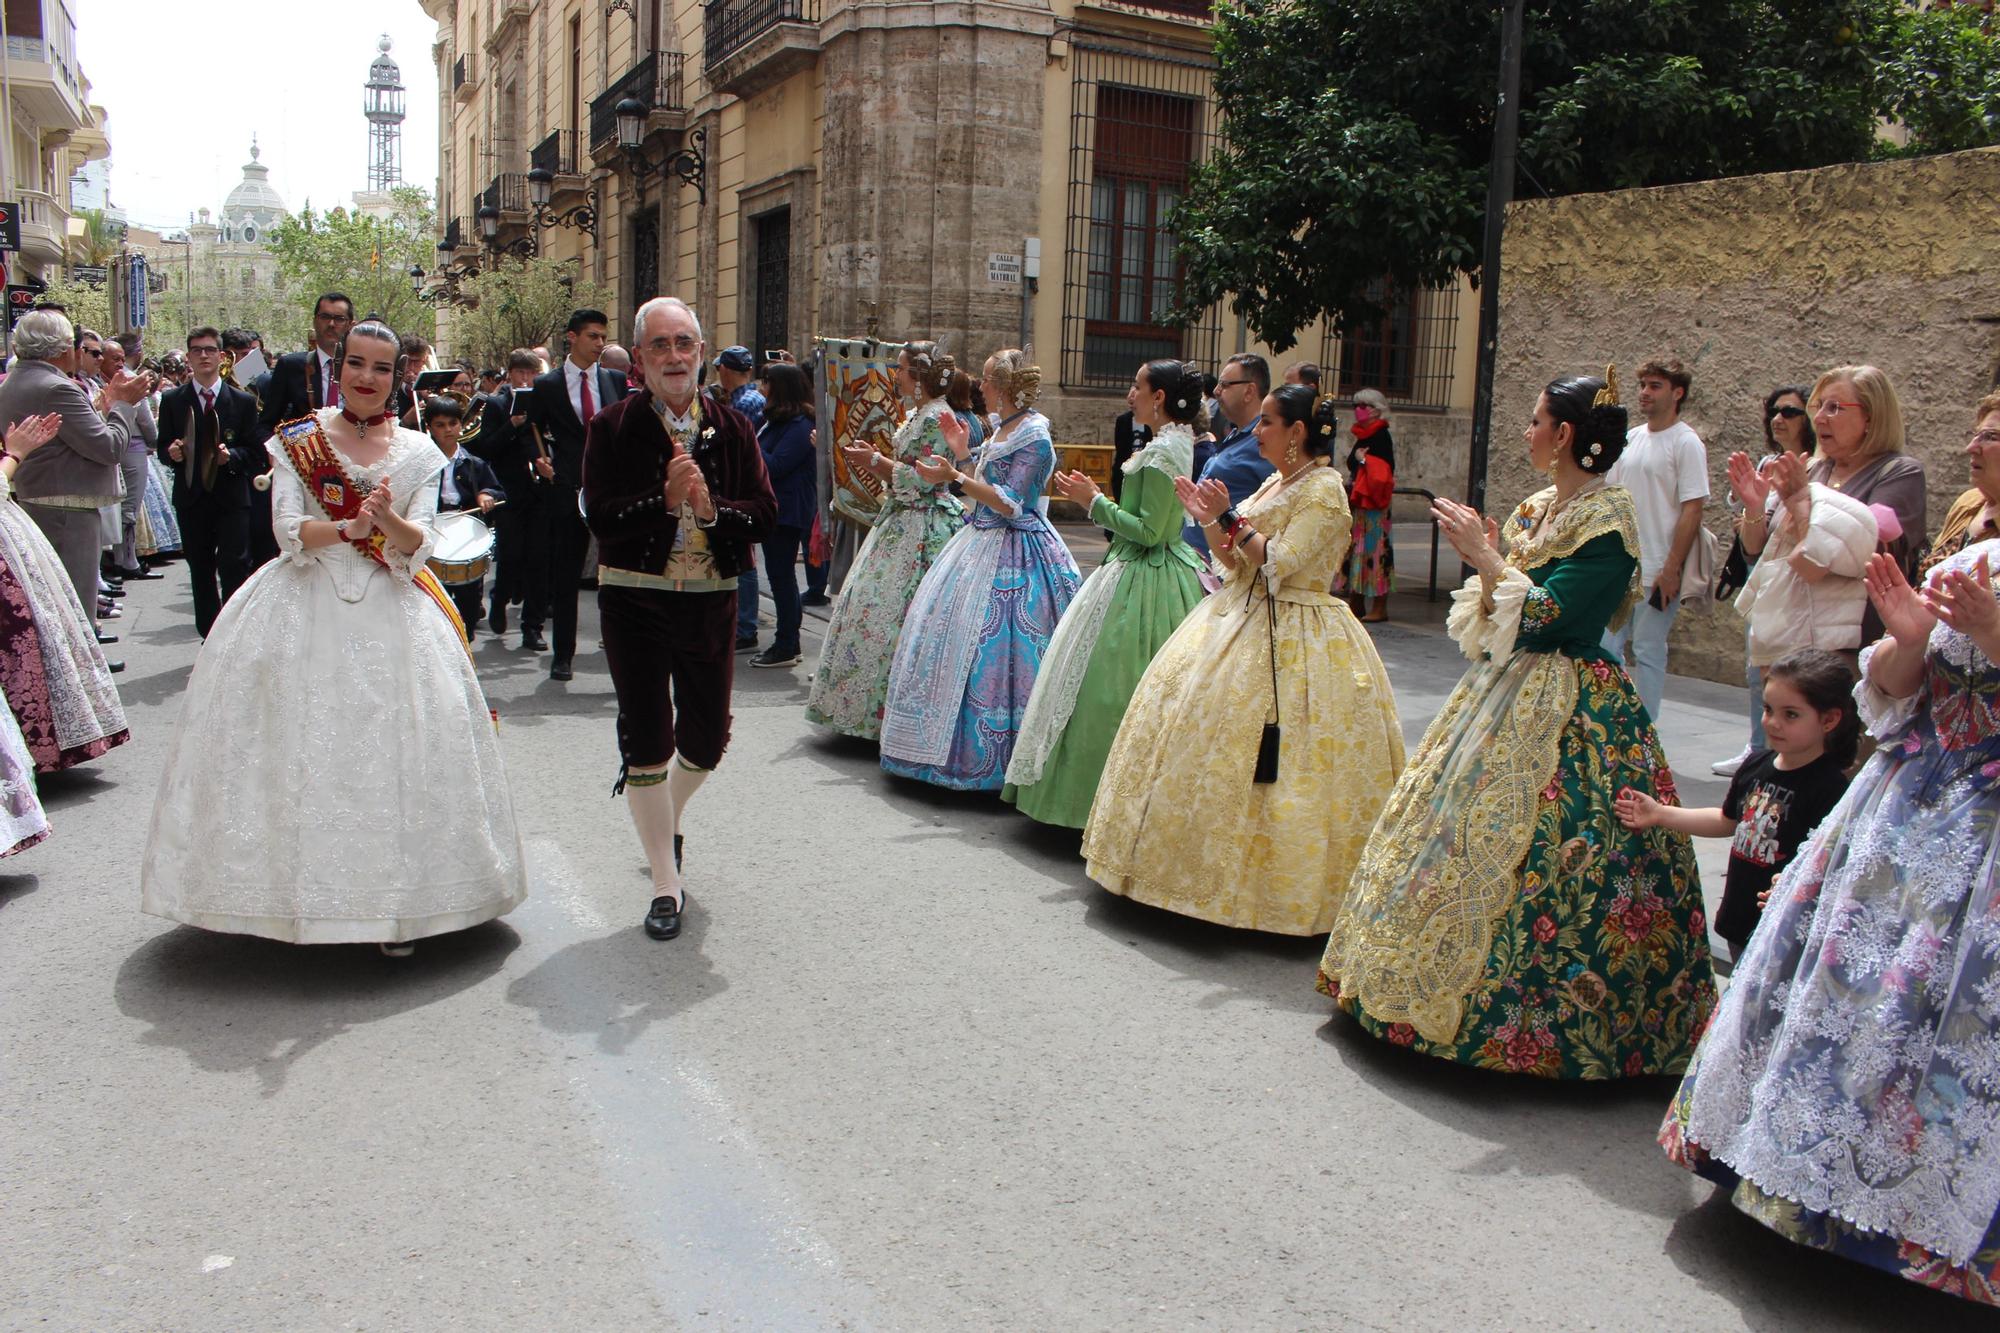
xmin=273 ymin=416 xmax=468 ymax=651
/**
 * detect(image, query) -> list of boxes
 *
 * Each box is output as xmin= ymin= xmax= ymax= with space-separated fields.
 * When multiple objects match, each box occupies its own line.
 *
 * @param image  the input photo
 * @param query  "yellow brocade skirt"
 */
xmin=1081 ymin=584 xmax=1404 ymax=934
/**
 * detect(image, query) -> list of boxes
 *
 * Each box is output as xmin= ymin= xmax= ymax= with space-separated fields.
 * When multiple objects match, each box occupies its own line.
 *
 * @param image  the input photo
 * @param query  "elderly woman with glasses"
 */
xmin=1779 ymin=366 xmax=1924 ymax=645
xmin=1919 ymin=391 xmax=2000 ymax=578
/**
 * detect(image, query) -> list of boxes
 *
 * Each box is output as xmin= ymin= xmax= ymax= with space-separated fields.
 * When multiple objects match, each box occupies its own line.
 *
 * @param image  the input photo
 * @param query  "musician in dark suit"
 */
xmin=158 ymin=327 xmax=267 ymax=637
xmin=255 ymin=292 xmax=355 ymax=570
xmin=468 ymin=348 xmax=550 ymax=643
xmin=527 ymin=308 xmax=627 ymax=680
xmin=424 ymin=394 xmax=507 ymax=636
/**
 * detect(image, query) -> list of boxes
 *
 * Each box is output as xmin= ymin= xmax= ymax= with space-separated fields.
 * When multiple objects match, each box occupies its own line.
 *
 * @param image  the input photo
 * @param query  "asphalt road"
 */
xmin=1 ymin=539 xmax=1983 ymax=1331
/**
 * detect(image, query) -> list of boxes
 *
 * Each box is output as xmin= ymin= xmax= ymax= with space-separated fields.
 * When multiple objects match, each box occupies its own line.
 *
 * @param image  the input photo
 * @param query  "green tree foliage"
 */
xmin=66 ymin=209 xmax=124 ymax=267
xmin=1170 ymin=0 xmax=1993 ymax=351
xmin=1876 ymin=2 xmax=2000 ymax=156
xmin=265 ymin=185 xmax=438 ymax=348
xmin=440 ymin=257 xmax=611 ymax=370
xmin=36 ymin=272 xmax=112 ymax=341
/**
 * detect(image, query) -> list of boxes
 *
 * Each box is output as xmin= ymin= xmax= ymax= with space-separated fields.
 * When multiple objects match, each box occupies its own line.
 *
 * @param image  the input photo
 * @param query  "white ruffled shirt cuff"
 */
xmin=1855 ymin=638 xmax=1922 ymax=740
xmin=1447 ymin=567 xmax=1533 ymax=661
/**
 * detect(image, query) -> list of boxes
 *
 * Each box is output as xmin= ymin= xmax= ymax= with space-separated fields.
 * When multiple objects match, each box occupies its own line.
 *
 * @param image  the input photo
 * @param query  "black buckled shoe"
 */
xmin=643 ymin=891 xmax=687 ymax=940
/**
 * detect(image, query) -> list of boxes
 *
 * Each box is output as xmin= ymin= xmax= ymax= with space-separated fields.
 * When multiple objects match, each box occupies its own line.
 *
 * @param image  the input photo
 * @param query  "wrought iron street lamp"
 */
xmin=525 ymin=166 xmax=599 ymax=240
xmin=615 ymin=96 xmax=707 ymax=205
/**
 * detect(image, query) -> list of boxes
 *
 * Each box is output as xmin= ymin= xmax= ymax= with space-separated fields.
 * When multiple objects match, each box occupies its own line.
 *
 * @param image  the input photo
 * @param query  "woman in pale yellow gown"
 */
xmin=1081 ymin=386 xmax=1404 ymax=934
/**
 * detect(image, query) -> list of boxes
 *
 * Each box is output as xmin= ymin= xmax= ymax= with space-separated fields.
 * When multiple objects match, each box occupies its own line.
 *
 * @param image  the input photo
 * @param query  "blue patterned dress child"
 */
xmin=879 ymin=411 xmax=1081 ymax=790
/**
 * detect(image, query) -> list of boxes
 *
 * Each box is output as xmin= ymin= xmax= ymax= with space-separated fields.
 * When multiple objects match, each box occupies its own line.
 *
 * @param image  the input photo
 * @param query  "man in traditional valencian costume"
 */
xmin=582 ymin=297 xmax=775 ymax=941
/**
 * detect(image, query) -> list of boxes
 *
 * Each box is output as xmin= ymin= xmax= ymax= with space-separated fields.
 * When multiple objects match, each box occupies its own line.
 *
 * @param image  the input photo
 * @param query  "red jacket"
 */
xmin=582 ymin=388 xmax=776 ymax=580
xmin=1349 ymin=452 xmax=1394 ymax=512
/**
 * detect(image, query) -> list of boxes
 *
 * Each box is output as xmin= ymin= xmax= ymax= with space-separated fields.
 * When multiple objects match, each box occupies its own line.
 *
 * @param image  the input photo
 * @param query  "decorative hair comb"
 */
xmin=1592 ymin=364 xmax=1620 ymax=408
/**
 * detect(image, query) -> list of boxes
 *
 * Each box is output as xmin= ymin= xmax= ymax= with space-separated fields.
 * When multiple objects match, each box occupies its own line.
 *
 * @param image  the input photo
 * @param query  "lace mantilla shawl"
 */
xmin=1448 ymin=483 xmax=1642 ymax=661
xmin=1334 ymin=485 xmax=1641 ymax=1043
xmin=1124 ymin=422 xmax=1195 ymax=480
xmin=270 ymin=413 xmax=447 ymax=601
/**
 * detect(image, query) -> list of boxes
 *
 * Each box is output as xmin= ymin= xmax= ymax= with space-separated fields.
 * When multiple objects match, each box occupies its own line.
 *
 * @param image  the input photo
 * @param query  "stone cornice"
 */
xmin=819 ymin=0 xmax=1057 ymax=42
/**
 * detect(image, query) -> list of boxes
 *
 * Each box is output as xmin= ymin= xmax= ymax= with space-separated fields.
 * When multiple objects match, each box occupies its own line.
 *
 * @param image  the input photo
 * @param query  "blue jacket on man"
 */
xmin=760 ymin=413 xmax=818 ymax=531
xmin=1183 ymin=420 xmax=1273 ymax=554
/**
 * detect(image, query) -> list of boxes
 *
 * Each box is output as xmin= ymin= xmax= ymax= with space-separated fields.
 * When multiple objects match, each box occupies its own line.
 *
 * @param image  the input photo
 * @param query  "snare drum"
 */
xmin=429 ymin=511 xmax=496 ymax=586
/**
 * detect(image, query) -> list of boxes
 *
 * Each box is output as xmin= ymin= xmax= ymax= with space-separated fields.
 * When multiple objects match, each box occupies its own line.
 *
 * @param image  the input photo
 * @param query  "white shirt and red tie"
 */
xmin=565 ymin=357 xmax=597 ymax=426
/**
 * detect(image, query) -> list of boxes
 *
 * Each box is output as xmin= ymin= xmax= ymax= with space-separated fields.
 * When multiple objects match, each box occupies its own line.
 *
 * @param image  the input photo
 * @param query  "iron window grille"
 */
xmin=1316 ymin=280 xmax=1460 ymax=410
xmin=703 ymin=0 xmax=821 ymax=71
xmin=1062 ymin=42 xmax=1221 ymax=391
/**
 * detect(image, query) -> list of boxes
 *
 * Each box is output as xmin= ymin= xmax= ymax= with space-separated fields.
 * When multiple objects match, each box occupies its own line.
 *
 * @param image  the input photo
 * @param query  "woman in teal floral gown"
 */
xmin=805 ymin=343 xmax=967 ymax=740
xmin=1318 ymin=371 xmax=1715 ymax=1078
xmin=1659 ymin=539 xmax=2000 ymax=1304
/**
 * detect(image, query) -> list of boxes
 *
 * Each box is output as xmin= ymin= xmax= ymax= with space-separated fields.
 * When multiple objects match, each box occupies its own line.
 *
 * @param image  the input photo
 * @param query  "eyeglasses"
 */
xmin=1216 ymin=378 xmax=1254 ymax=390
xmin=80 ymin=347 xmax=101 ymax=357
xmin=1770 ymin=405 xmax=1807 ymax=420
xmin=187 ymin=345 xmax=222 ymax=356
xmin=1815 ymin=400 xmax=1865 ymax=417
xmin=1969 ymin=429 xmax=2000 ymax=448
xmin=644 ymin=335 xmax=701 ymax=356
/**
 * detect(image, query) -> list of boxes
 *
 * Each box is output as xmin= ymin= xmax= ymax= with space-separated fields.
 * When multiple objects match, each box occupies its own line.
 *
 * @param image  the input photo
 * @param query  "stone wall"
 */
xmin=1493 ymin=147 xmax=2000 ymax=683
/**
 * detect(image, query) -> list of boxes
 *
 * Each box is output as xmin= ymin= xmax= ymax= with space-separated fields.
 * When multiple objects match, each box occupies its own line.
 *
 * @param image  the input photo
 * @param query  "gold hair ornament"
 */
xmin=1592 ymin=365 xmax=1620 ymax=408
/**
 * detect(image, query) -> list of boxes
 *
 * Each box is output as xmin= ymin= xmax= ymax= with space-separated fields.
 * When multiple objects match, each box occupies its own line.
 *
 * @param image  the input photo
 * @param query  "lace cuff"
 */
xmin=1446 ymin=567 xmax=1532 ymax=661
xmin=1855 ymin=637 xmax=1922 ymax=740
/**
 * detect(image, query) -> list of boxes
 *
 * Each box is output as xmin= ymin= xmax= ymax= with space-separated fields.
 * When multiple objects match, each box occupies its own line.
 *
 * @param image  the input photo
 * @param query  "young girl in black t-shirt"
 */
xmin=1615 ymin=649 xmax=1857 ymax=958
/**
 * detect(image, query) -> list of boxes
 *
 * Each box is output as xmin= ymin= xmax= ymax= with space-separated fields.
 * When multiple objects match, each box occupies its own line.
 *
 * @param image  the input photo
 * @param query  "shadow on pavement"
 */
xmin=1318 ymin=1012 xmax=1691 ymax=1216
xmin=107 ymin=663 xmax=194 ymax=710
xmin=1662 ymin=1186 xmax=1996 ymax=1329
xmin=1073 ymin=887 xmax=1328 ymax=1015
xmin=32 ymin=764 xmax=121 ymax=813
xmin=113 ymin=920 xmax=521 ymax=1096
xmin=0 ymin=869 xmax=40 ymax=911
xmin=505 ymin=909 xmax=726 ymax=1056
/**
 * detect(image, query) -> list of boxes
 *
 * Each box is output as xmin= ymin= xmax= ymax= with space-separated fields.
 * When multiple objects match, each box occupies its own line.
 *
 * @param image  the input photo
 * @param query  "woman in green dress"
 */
xmin=1318 ymin=370 xmax=1716 ymax=1078
xmin=1004 ymin=359 xmax=1205 ymax=827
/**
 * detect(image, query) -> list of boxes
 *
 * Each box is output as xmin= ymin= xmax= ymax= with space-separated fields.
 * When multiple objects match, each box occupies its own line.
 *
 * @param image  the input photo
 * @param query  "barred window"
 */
xmin=1320 ymin=280 xmax=1461 ymax=410
xmin=1063 ymin=45 xmax=1220 ymax=390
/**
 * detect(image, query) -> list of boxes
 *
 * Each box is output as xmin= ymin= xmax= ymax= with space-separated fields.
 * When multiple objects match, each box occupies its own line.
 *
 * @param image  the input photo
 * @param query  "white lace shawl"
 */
xmin=270 ymin=412 xmax=446 ymax=603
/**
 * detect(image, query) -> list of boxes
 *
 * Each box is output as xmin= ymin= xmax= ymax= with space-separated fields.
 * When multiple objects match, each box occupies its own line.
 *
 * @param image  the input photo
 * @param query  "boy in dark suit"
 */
xmin=424 ymin=395 xmax=506 ymax=637
xmin=157 ymin=327 xmax=268 ymax=637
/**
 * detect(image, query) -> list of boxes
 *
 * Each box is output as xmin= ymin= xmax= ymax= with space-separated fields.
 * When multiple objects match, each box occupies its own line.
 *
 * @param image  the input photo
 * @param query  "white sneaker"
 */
xmin=1710 ymin=744 xmax=1754 ymax=777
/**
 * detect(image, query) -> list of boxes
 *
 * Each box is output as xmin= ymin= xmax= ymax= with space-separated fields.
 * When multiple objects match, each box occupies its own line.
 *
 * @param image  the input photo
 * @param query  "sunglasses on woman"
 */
xmin=1770 ymin=405 xmax=1807 ymax=420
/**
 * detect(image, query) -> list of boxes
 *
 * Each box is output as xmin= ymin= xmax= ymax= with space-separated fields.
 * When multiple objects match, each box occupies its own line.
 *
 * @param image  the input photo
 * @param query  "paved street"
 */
xmin=2 ymin=532 xmax=1983 ymax=1331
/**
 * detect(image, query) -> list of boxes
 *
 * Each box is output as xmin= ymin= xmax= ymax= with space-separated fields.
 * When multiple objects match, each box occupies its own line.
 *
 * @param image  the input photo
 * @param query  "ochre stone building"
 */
xmin=418 ymin=0 xmax=1477 ymax=458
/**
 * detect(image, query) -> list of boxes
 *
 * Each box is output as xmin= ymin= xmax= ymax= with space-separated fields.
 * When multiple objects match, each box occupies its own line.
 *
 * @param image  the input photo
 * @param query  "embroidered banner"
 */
xmin=814 ymin=337 xmax=906 ymax=530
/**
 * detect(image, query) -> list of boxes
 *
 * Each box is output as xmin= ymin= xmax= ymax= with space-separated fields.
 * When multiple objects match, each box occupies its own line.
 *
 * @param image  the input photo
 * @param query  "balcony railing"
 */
xmin=588 ymin=50 xmax=688 ymax=150
xmin=483 ymin=173 xmax=528 ymax=215
xmin=453 ymin=53 xmax=478 ymax=101
xmin=703 ymin=0 xmax=820 ymax=71
xmin=441 ymin=215 xmax=464 ymax=253
xmin=530 ymin=129 xmax=579 ymax=178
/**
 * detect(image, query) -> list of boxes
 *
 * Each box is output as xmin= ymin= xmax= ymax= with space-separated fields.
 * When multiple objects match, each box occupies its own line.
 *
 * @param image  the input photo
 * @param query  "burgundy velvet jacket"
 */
xmin=581 ymin=387 xmax=776 ymax=580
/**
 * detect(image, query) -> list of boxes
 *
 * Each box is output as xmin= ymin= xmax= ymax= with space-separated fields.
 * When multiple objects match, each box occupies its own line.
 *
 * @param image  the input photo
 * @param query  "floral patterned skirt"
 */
xmin=1333 ymin=507 xmax=1394 ymax=598
xmin=805 ymin=502 xmax=961 ymax=741
xmin=1319 ymin=650 xmax=1714 ymax=1078
xmin=1657 ymin=701 xmax=2000 ymax=1301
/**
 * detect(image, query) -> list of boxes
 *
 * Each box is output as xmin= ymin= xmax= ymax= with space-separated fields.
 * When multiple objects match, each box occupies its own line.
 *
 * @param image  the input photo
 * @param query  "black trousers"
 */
xmin=492 ymin=483 xmax=549 ymax=626
xmin=446 ymin=574 xmax=486 ymax=633
xmin=541 ymin=483 xmax=592 ymax=661
xmin=601 ymin=586 xmax=736 ymax=770
xmin=177 ymin=497 xmax=250 ymax=638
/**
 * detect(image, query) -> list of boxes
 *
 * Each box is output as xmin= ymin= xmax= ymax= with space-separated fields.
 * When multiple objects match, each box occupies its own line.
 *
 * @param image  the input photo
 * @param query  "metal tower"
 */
xmin=364 ymin=34 xmax=405 ymax=191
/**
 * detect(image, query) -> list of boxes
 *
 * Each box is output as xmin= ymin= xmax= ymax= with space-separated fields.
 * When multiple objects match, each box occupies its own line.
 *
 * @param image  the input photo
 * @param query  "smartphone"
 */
xmin=765 ymin=349 xmax=788 ymax=364
xmin=1648 ymin=585 xmax=1667 ymax=611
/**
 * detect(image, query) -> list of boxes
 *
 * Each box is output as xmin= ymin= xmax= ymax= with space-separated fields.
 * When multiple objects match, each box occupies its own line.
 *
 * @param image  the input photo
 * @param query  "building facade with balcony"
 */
xmin=3 ymin=0 xmax=111 ymax=287
xmin=419 ymin=0 xmax=1474 ymax=486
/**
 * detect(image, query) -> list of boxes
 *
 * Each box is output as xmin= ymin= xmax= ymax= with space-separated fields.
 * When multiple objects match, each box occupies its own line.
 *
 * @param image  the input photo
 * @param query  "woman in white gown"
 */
xmin=140 ymin=320 xmax=527 ymax=954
